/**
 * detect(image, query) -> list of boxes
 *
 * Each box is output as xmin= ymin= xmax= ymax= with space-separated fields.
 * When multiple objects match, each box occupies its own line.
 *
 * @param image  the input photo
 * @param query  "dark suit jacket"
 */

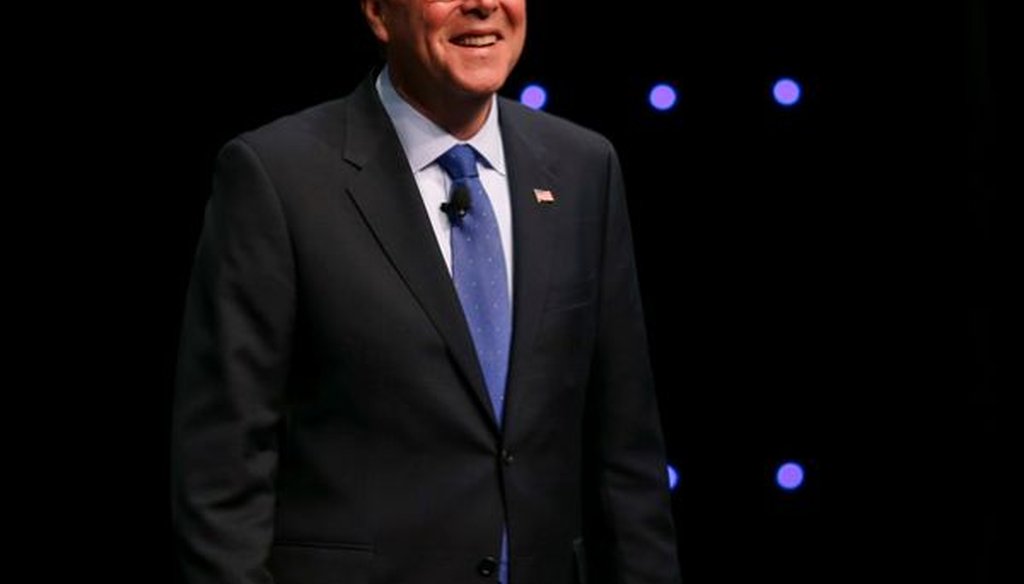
xmin=171 ymin=74 xmax=680 ymax=584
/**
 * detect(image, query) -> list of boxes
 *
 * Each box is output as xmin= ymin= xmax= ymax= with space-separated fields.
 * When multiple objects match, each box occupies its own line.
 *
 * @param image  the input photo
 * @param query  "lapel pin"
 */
xmin=533 ymin=188 xmax=555 ymax=204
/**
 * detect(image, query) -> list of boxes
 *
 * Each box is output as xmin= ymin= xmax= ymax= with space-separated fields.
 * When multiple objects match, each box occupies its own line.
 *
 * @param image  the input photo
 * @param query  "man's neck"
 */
xmin=388 ymin=69 xmax=493 ymax=140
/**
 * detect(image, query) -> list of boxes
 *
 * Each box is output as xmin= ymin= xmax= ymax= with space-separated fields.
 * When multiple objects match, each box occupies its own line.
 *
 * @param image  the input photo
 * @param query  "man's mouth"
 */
xmin=452 ymin=34 xmax=499 ymax=47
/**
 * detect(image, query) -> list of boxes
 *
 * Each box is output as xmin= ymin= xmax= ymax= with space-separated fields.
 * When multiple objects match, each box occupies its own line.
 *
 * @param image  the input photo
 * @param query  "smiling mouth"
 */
xmin=452 ymin=34 xmax=499 ymax=47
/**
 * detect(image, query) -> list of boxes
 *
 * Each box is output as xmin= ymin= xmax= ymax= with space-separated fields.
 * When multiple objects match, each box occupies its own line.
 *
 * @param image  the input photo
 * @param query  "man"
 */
xmin=171 ymin=1 xmax=681 ymax=583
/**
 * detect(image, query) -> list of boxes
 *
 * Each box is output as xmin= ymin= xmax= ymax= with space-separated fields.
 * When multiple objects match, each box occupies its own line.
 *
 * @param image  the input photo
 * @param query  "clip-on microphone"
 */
xmin=441 ymin=184 xmax=472 ymax=223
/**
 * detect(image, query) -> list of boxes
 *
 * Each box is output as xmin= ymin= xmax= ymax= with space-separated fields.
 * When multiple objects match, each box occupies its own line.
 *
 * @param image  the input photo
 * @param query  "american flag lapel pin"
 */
xmin=533 ymin=188 xmax=555 ymax=204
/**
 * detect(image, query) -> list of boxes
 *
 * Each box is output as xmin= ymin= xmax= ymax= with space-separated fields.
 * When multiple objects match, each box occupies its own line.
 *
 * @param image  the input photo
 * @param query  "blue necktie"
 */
xmin=437 ymin=144 xmax=511 ymax=422
xmin=437 ymin=143 xmax=511 ymax=583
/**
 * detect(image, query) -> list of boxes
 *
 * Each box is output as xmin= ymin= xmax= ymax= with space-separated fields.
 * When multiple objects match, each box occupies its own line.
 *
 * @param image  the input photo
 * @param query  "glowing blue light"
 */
xmin=649 ymin=83 xmax=677 ymax=111
xmin=520 ymin=84 xmax=547 ymax=110
xmin=773 ymin=78 xmax=801 ymax=106
xmin=667 ymin=464 xmax=679 ymax=490
xmin=776 ymin=461 xmax=805 ymax=491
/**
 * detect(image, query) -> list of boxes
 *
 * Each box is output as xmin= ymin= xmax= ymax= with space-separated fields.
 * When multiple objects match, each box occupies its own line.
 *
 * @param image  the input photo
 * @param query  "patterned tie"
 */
xmin=437 ymin=144 xmax=511 ymax=423
xmin=436 ymin=143 xmax=511 ymax=584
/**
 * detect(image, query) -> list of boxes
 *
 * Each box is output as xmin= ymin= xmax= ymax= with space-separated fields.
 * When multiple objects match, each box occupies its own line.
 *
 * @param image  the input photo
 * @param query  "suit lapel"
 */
xmin=499 ymin=102 xmax=562 ymax=418
xmin=341 ymin=78 xmax=498 ymax=429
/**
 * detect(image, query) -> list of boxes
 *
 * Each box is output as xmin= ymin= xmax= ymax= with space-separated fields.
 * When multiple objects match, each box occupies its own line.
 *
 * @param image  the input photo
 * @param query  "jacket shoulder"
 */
xmin=227 ymin=97 xmax=351 ymax=160
xmin=498 ymin=97 xmax=616 ymax=159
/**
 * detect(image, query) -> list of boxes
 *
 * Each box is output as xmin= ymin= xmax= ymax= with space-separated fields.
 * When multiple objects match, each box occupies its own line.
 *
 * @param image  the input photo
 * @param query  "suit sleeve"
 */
xmin=171 ymin=138 xmax=295 ymax=584
xmin=583 ymin=145 xmax=682 ymax=584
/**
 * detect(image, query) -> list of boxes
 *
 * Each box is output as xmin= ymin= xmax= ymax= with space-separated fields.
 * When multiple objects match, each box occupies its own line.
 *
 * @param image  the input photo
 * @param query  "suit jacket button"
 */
xmin=500 ymin=449 xmax=515 ymax=465
xmin=477 ymin=555 xmax=498 ymax=577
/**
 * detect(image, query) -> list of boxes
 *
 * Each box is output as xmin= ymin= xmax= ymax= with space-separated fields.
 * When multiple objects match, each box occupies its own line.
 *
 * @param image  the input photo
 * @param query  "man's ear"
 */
xmin=361 ymin=0 xmax=391 ymax=44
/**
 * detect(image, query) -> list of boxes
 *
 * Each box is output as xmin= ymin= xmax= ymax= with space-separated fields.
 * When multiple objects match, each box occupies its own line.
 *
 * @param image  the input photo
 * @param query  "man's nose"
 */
xmin=461 ymin=0 xmax=499 ymax=17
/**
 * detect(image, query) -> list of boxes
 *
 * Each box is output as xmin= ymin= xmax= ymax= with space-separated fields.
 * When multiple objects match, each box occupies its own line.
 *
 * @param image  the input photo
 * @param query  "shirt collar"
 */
xmin=376 ymin=65 xmax=506 ymax=175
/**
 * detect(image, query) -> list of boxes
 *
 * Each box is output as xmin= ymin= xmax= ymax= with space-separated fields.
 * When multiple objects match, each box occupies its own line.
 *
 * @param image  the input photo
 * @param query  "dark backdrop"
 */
xmin=37 ymin=1 xmax=1006 ymax=582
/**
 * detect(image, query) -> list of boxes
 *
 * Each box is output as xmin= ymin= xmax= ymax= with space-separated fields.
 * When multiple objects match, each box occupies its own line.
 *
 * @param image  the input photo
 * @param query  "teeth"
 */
xmin=455 ymin=34 xmax=497 ymax=47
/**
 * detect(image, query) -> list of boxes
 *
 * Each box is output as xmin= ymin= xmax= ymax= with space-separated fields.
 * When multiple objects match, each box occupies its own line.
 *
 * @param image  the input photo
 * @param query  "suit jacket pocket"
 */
xmin=545 ymin=276 xmax=596 ymax=314
xmin=269 ymin=541 xmax=374 ymax=584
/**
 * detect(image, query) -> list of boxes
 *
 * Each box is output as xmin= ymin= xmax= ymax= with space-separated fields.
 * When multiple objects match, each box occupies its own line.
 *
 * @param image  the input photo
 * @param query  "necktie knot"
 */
xmin=437 ymin=144 xmax=480 ymax=181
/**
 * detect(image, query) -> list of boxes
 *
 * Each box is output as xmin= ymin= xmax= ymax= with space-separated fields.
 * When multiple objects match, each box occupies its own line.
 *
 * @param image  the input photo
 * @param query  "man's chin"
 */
xmin=450 ymin=72 xmax=508 ymax=99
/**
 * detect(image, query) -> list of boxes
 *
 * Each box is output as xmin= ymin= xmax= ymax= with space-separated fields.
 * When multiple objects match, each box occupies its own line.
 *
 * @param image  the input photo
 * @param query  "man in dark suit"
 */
xmin=171 ymin=1 xmax=681 ymax=583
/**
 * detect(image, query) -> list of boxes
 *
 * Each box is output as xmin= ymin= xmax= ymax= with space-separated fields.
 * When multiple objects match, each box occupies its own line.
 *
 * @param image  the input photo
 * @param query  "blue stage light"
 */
xmin=776 ymin=461 xmax=805 ymax=490
xmin=773 ymin=78 xmax=801 ymax=106
xmin=520 ymin=84 xmax=547 ymax=110
xmin=649 ymin=83 xmax=677 ymax=111
xmin=667 ymin=464 xmax=680 ymax=490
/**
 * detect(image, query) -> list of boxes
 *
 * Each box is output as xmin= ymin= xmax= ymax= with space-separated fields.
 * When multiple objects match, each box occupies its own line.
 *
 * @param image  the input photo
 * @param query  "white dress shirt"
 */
xmin=375 ymin=67 xmax=514 ymax=301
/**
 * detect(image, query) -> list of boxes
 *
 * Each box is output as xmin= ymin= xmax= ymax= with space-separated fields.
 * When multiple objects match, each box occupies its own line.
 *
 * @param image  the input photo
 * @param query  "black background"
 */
xmin=26 ymin=1 xmax=1008 ymax=581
